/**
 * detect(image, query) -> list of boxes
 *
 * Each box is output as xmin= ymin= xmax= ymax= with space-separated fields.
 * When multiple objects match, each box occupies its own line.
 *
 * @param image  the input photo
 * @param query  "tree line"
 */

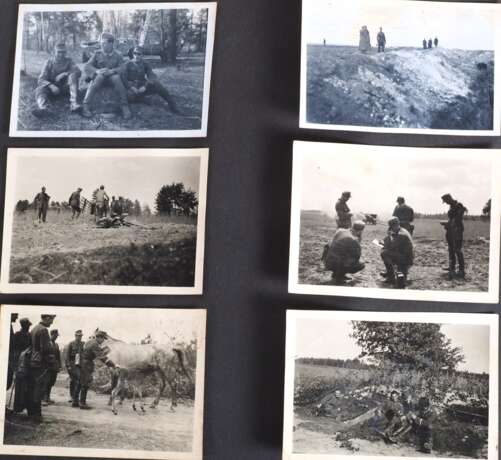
xmin=22 ymin=8 xmax=209 ymax=62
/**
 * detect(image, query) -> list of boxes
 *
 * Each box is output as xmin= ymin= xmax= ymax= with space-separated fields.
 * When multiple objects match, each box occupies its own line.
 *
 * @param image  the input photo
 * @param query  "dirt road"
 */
xmin=4 ymin=375 xmax=194 ymax=452
xmin=299 ymin=212 xmax=490 ymax=292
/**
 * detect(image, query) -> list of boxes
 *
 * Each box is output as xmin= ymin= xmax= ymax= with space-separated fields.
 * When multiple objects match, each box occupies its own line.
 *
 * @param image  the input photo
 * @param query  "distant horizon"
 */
xmin=307 ymin=43 xmax=493 ymax=53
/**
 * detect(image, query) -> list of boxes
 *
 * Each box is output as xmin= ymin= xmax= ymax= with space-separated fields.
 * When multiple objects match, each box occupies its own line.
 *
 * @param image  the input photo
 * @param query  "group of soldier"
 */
xmin=373 ymin=389 xmax=434 ymax=454
xmin=7 ymin=313 xmax=115 ymax=422
xmin=357 ymin=25 xmax=439 ymax=53
xmin=34 ymin=184 xmax=128 ymax=223
xmin=32 ymin=32 xmax=178 ymax=120
xmin=322 ymin=191 xmax=466 ymax=288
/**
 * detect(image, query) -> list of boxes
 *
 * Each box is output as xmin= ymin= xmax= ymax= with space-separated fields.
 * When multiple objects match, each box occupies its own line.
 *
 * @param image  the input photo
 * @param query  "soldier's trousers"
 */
xmin=415 ymin=422 xmax=432 ymax=452
xmin=44 ymin=370 xmax=58 ymax=401
xmin=35 ymin=73 xmax=80 ymax=109
xmin=83 ymin=73 xmax=128 ymax=106
xmin=446 ymin=232 xmax=464 ymax=272
xmin=127 ymin=81 xmax=177 ymax=109
xmin=381 ymin=250 xmax=410 ymax=277
xmin=37 ymin=205 xmax=48 ymax=222
xmin=26 ymin=368 xmax=48 ymax=416
xmin=330 ymin=261 xmax=365 ymax=281
xmin=378 ymin=44 xmax=385 ymax=52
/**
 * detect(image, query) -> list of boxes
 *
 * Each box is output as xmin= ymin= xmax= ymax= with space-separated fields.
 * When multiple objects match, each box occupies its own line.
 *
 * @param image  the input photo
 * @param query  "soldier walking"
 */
xmin=335 ymin=191 xmax=353 ymax=229
xmin=34 ymin=186 xmax=51 ymax=223
xmin=65 ymin=329 xmax=84 ymax=407
xmin=69 ymin=187 xmax=83 ymax=219
xmin=82 ymin=33 xmax=131 ymax=119
xmin=43 ymin=329 xmax=61 ymax=405
xmin=380 ymin=217 xmax=414 ymax=288
xmin=392 ymin=196 xmax=415 ymax=235
xmin=123 ymin=46 xmax=179 ymax=113
xmin=94 ymin=185 xmax=110 ymax=221
xmin=322 ymin=221 xmax=366 ymax=285
xmin=32 ymin=43 xmax=82 ymax=118
xmin=27 ymin=314 xmax=56 ymax=422
xmin=441 ymin=193 xmax=466 ymax=279
xmin=74 ymin=330 xmax=115 ymax=410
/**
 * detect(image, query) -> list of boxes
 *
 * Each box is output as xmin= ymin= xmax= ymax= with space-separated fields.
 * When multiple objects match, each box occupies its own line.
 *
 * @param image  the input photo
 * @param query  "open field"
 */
xmin=293 ymin=363 xmax=489 ymax=458
xmin=16 ymin=49 xmax=205 ymax=132
xmin=306 ymin=45 xmax=494 ymax=130
xmin=4 ymin=373 xmax=194 ymax=452
xmin=298 ymin=211 xmax=490 ymax=291
xmin=8 ymin=211 xmax=197 ymax=286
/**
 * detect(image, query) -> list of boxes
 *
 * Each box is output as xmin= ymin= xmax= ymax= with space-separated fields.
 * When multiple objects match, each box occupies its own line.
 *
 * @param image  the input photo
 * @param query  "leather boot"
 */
xmin=32 ymin=95 xmax=49 ymax=118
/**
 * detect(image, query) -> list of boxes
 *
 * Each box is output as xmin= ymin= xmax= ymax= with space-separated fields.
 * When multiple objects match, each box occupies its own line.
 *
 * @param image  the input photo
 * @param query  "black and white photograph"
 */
xmin=283 ymin=310 xmax=499 ymax=460
xmin=0 ymin=304 xmax=206 ymax=459
xmin=0 ymin=148 xmax=208 ymax=294
xmin=288 ymin=141 xmax=501 ymax=303
xmin=300 ymin=0 xmax=501 ymax=135
xmin=10 ymin=3 xmax=216 ymax=138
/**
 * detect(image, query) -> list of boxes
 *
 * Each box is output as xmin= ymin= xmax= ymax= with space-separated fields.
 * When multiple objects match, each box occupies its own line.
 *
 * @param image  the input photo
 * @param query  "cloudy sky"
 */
xmin=299 ymin=148 xmax=492 ymax=217
xmin=12 ymin=151 xmax=200 ymax=211
xmin=9 ymin=306 xmax=201 ymax=350
xmin=295 ymin=318 xmax=490 ymax=374
xmin=304 ymin=0 xmax=496 ymax=50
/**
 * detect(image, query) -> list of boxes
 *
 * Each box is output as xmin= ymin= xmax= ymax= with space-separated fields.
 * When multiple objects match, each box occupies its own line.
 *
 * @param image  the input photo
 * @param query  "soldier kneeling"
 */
xmin=32 ymin=43 xmax=82 ymax=118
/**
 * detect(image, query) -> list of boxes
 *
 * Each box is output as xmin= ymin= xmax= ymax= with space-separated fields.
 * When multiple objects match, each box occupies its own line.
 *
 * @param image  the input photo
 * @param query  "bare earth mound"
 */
xmin=306 ymin=45 xmax=494 ymax=130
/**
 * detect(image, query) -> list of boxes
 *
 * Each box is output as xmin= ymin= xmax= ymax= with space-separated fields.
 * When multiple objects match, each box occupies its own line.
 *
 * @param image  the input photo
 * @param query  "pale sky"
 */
xmin=304 ymin=0 xmax=497 ymax=50
xmin=9 ymin=307 xmax=200 ymax=350
xmin=295 ymin=319 xmax=490 ymax=374
xmin=300 ymin=151 xmax=491 ymax=217
xmin=12 ymin=154 xmax=200 ymax=211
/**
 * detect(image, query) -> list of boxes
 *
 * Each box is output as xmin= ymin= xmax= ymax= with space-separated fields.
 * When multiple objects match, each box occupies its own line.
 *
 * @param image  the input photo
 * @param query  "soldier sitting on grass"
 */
xmin=32 ymin=43 xmax=82 ymax=118
xmin=122 ymin=46 xmax=179 ymax=114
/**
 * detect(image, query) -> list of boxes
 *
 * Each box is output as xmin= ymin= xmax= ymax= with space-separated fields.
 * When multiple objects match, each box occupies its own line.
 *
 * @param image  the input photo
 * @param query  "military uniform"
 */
xmin=69 ymin=190 xmax=82 ymax=219
xmin=444 ymin=200 xmax=466 ymax=276
xmin=65 ymin=338 xmax=84 ymax=406
xmin=35 ymin=52 xmax=82 ymax=112
xmin=34 ymin=190 xmax=50 ymax=222
xmin=411 ymin=398 xmax=434 ymax=453
xmin=44 ymin=336 xmax=61 ymax=403
xmin=28 ymin=321 xmax=55 ymax=416
xmin=324 ymin=228 xmax=364 ymax=282
xmin=381 ymin=227 xmax=414 ymax=281
xmin=335 ymin=198 xmax=352 ymax=229
xmin=122 ymin=58 xmax=178 ymax=111
xmin=94 ymin=189 xmax=109 ymax=219
xmin=377 ymin=30 xmax=386 ymax=52
xmin=392 ymin=204 xmax=415 ymax=235
xmin=76 ymin=337 xmax=114 ymax=408
xmin=381 ymin=399 xmax=404 ymax=437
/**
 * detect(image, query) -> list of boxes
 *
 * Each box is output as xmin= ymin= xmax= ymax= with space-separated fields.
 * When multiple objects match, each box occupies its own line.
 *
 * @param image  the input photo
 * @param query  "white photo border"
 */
xmin=0 ymin=148 xmax=208 ymax=295
xmin=9 ymin=2 xmax=217 ymax=138
xmin=282 ymin=309 xmax=499 ymax=460
xmin=299 ymin=0 xmax=501 ymax=136
xmin=0 ymin=304 xmax=206 ymax=460
xmin=288 ymin=141 xmax=501 ymax=303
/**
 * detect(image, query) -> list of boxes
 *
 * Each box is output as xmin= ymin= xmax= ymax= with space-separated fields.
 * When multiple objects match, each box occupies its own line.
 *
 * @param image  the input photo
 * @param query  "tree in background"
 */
xmin=351 ymin=321 xmax=464 ymax=375
xmin=15 ymin=200 xmax=30 ymax=213
xmin=143 ymin=204 xmax=152 ymax=216
xmin=133 ymin=199 xmax=142 ymax=217
xmin=482 ymin=199 xmax=491 ymax=219
xmin=155 ymin=182 xmax=198 ymax=216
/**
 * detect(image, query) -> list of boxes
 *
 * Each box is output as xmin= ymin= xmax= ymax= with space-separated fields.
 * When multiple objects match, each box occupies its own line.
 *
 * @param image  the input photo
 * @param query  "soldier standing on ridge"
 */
xmin=392 ymin=196 xmax=415 ymax=235
xmin=441 ymin=193 xmax=466 ymax=279
xmin=422 ymin=39 xmax=427 ymax=49
xmin=335 ymin=191 xmax=353 ymax=229
xmin=377 ymin=27 xmax=386 ymax=53
xmin=34 ymin=186 xmax=51 ymax=223
xmin=434 ymin=37 xmax=438 ymax=48
xmin=32 ymin=43 xmax=82 ymax=118
xmin=427 ymin=38 xmax=433 ymax=49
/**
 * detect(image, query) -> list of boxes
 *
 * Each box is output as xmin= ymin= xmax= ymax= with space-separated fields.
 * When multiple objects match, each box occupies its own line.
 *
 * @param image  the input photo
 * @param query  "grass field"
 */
xmin=16 ymin=49 xmax=205 ymax=132
xmin=306 ymin=45 xmax=494 ymax=130
xmin=8 ymin=211 xmax=197 ymax=286
xmin=293 ymin=362 xmax=489 ymax=458
xmin=298 ymin=211 xmax=490 ymax=292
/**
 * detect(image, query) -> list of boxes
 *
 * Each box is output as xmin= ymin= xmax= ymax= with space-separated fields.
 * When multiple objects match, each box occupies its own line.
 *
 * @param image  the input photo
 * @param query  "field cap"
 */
xmin=75 ymin=329 xmax=83 ymax=336
xmin=396 ymin=196 xmax=404 ymax=203
xmin=50 ymin=329 xmax=59 ymax=336
xmin=341 ymin=191 xmax=351 ymax=197
xmin=19 ymin=317 xmax=32 ymax=327
xmin=41 ymin=314 xmax=56 ymax=320
xmin=77 ymin=187 xmax=82 ymax=191
xmin=55 ymin=43 xmax=67 ymax=51
xmin=352 ymin=220 xmax=365 ymax=231
xmin=100 ymin=32 xmax=114 ymax=43
xmin=95 ymin=330 xmax=107 ymax=338
xmin=441 ymin=193 xmax=453 ymax=202
xmin=388 ymin=217 xmax=400 ymax=227
xmin=133 ymin=45 xmax=144 ymax=55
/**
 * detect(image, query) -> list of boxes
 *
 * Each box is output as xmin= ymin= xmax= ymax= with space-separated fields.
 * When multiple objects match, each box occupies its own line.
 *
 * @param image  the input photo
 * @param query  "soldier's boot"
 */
xmin=79 ymin=388 xmax=91 ymax=409
xmin=121 ymin=104 xmax=132 ymax=120
xmin=395 ymin=272 xmax=406 ymax=289
xmin=156 ymin=83 xmax=180 ymax=114
xmin=32 ymin=94 xmax=50 ymax=118
xmin=457 ymin=253 xmax=465 ymax=279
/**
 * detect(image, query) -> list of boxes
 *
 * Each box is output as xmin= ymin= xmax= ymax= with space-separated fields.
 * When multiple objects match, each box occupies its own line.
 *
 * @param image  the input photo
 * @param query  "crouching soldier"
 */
xmin=32 ymin=43 xmax=82 ymax=118
xmin=322 ymin=220 xmax=366 ymax=284
xmin=82 ymin=32 xmax=131 ymax=119
xmin=122 ymin=46 xmax=179 ymax=113
xmin=74 ymin=330 xmax=115 ymax=410
xmin=408 ymin=396 xmax=434 ymax=454
xmin=380 ymin=217 xmax=414 ymax=288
